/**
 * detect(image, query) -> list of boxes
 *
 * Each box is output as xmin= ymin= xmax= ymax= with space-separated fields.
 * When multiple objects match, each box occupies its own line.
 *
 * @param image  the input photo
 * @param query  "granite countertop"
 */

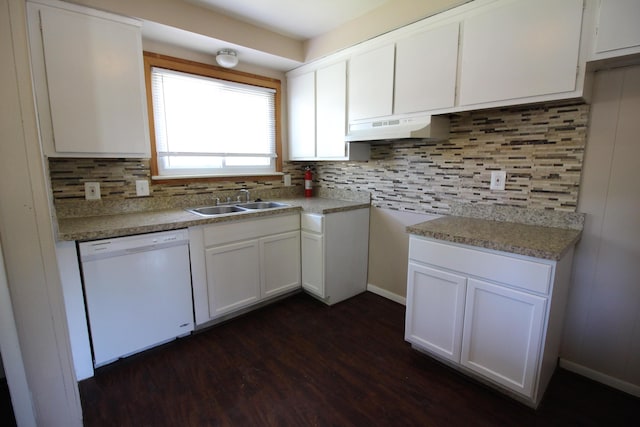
xmin=56 ymin=197 xmax=370 ymax=241
xmin=406 ymin=216 xmax=582 ymax=261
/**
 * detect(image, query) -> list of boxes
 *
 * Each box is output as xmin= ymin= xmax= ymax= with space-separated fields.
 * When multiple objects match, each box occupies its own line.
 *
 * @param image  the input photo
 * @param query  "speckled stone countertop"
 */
xmin=406 ymin=216 xmax=582 ymax=261
xmin=56 ymin=197 xmax=370 ymax=241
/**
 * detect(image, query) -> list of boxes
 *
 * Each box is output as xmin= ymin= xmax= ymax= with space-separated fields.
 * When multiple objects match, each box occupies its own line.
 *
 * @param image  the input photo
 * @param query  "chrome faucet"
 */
xmin=237 ymin=189 xmax=250 ymax=203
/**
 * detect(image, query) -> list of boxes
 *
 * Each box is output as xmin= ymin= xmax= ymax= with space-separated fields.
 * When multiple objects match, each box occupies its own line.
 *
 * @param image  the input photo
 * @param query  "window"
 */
xmin=143 ymin=52 xmax=282 ymax=180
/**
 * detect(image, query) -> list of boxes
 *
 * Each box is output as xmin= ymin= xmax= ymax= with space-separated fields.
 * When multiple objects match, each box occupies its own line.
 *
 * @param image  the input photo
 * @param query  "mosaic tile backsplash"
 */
xmin=316 ymin=102 xmax=589 ymax=214
xmin=49 ymin=102 xmax=589 ymax=216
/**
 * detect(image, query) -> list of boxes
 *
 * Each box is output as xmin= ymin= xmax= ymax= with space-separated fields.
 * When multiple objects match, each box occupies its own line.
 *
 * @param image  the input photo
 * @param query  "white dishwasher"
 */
xmin=79 ymin=229 xmax=194 ymax=367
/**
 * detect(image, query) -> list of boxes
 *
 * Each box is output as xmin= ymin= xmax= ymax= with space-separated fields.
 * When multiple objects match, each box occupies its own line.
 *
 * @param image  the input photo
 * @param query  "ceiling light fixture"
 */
xmin=216 ymin=49 xmax=239 ymax=68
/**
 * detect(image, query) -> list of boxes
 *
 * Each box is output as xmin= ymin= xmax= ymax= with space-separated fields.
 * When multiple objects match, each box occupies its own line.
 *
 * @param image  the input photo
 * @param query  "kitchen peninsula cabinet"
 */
xmin=405 ymin=226 xmax=578 ymax=407
xmin=301 ymin=208 xmax=370 ymax=305
xmin=27 ymin=0 xmax=150 ymax=158
xmin=458 ymin=0 xmax=585 ymax=107
xmin=189 ymin=214 xmax=301 ymax=324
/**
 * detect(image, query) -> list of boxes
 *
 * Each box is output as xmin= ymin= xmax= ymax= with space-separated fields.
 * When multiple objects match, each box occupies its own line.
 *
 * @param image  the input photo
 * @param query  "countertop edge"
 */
xmin=406 ymin=217 xmax=583 ymax=261
xmin=56 ymin=198 xmax=370 ymax=242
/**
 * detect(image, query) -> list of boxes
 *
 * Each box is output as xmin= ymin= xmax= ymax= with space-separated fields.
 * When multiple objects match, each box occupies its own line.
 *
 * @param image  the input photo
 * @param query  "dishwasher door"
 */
xmin=79 ymin=229 xmax=194 ymax=367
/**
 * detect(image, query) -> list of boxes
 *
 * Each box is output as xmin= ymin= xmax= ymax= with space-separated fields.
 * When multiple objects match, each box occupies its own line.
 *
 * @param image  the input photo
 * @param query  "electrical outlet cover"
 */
xmin=84 ymin=182 xmax=101 ymax=200
xmin=136 ymin=180 xmax=150 ymax=197
xmin=490 ymin=171 xmax=507 ymax=191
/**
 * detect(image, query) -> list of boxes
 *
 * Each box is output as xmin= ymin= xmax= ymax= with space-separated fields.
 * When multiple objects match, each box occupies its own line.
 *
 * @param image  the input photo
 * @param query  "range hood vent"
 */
xmin=346 ymin=114 xmax=449 ymax=143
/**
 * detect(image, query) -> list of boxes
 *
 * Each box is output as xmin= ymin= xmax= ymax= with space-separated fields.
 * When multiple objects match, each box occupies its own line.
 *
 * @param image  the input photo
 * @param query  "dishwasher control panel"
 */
xmin=79 ymin=229 xmax=189 ymax=258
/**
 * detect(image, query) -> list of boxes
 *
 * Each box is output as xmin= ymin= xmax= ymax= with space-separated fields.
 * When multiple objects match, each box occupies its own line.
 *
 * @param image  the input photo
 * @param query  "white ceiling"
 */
xmin=186 ymin=0 xmax=391 ymax=40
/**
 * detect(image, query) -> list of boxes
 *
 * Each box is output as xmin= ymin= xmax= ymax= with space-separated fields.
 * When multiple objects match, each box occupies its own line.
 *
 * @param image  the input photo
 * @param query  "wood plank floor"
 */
xmin=80 ymin=292 xmax=639 ymax=426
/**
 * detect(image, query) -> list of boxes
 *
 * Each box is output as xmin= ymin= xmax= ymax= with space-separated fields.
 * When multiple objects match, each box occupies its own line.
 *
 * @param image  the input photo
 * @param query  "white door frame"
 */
xmin=0 ymin=241 xmax=37 ymax=426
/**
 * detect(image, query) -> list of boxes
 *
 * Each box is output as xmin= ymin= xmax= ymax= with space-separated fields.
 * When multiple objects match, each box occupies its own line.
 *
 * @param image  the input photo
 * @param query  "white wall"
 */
xmin=367 ymin=208 xmax=440 ymax=303
xmin=560 ymin=65 xmax=640 ymax=396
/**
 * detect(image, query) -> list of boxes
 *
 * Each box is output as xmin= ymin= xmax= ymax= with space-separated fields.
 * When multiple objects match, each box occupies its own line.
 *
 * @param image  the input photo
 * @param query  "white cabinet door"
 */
xmin=458 ymin=0 xmax=584 ymax=106
xmin=287 ymin=71 xmax=315 ymax=159
xmin=261 ymin=231 xmax=301 ymax=298
xmin=348 ymin=44 xmax=395 ymax=121
xmin=301 ymin=231 xmax=324 ymax=297
xmin=405 ymin=263 xmax=467 ymax=363
xmin=316 ymin=61 xmax=347 ymax=158
xmin=461 ymin=278 xmax=546 ymax=398
xmin=34 ymin=4 xmax=149 ymax=157
xmin=594 ymin=0 xmax=640 ymax=55
xmin=205 ymin=240 xmax=260 ymax=317
xmin=394 ymin=22 xmax=459 ymax=114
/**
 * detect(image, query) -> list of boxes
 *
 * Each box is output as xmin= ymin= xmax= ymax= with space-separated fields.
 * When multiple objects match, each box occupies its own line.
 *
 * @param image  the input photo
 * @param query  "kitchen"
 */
xmin=1 ymin=0 xmax=639 ymax=425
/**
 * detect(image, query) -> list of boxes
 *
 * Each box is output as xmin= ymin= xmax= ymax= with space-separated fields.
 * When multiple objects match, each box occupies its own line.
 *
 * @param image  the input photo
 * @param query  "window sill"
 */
xmin=151 ymin=173 xmax=284 ymax=184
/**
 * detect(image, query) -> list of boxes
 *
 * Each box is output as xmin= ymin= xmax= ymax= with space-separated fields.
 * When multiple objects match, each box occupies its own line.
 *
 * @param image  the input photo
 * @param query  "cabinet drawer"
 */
xmin=301 ymin=213 xmax=324 ymax=233
xmin=204 ymin=214 xmax=299 ymax=246
xmin=409 ymin=237 xmax=552 ymax=294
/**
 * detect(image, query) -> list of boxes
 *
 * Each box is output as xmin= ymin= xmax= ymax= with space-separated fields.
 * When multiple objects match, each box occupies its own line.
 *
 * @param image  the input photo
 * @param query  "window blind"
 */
xmin=150 ymin=67 xmax=277 ymax=176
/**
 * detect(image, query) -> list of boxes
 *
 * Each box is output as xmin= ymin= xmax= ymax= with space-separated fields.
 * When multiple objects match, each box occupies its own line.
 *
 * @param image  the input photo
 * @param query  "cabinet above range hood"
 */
xmin=346 ymin=114 xmax=449 ymax=143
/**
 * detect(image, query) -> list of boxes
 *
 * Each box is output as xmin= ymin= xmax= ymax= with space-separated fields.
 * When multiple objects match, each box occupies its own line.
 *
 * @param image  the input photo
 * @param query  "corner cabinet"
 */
xmin=458 ymin=0 xmax=586 ymax=107
xmin=189 ymin=214 xmax=301 ymax=325
xmin=301 ymin=208 xmax=370 ymax=305
xmin=27 ymin=0 xmax=150 ymax=158
xmin=405 ymin=235 xmax=575 ymax=407
xmin=287 ymin=61 xmax=369 ymax=161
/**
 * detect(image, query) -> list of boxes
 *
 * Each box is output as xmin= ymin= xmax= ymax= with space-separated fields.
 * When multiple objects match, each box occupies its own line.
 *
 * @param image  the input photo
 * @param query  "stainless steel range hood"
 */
xmin=346 ymin=114 xmax=449 ymax=143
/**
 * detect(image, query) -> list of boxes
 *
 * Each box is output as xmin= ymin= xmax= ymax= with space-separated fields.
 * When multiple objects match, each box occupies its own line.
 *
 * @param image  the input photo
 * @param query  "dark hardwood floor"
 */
xmin=80 ymin=292 xmax=639 ymax=426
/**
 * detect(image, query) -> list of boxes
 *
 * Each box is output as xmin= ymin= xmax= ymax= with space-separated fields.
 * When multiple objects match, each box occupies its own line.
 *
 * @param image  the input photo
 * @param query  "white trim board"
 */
xmin=559 ymin=358 xmax=640 ymax=398
xmin=367 ymin=284 xmax=406 ymax=306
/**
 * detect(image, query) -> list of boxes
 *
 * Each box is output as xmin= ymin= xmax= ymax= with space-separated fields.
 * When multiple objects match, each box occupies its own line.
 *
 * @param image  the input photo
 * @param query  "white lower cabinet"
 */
xmin=301 ymin=208 xmax=370 ymax=305
xmin=261 ymin=231 xmax=302 ymax=298
xmin=301 ymin=230 xmax=324 ymax=297
xmin=461 ymin=278 xmax=546 ymax=398
xmin=405 ymin=235 xmax=574 ymax=407
xmin=405 ymin=263 xmax=466 ymax=363
xmin=190 ymin=214 xmax=301 ymax=325
xmin=205 ymin=240 xmax=261 ymax=317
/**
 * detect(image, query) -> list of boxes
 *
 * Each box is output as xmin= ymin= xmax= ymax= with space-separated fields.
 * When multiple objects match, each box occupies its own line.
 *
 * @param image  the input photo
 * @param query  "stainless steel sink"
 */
xmin=186 ymin=201 xmax=291 ymax=216
xmin=235 ymin=201 xmax=290 ymax=210
xmin=187 ymin=205 xmax=248 ymax=216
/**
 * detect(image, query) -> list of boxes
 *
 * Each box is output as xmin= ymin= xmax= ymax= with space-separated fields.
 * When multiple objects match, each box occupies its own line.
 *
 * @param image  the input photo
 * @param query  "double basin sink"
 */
xmin=187 ymin=201 xmax=290 ymax=217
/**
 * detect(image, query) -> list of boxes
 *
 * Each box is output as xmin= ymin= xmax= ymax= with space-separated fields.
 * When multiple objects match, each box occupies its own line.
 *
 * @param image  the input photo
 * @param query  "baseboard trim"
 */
xmin=559 ymin=358 xmax=640 ymax=398
xmin=367 ymin=284 xmax=406 ymax=305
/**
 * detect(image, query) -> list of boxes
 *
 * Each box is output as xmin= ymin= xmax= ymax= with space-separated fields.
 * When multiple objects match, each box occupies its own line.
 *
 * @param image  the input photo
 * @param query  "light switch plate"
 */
xmin=490 ymin=171 xmax=507 ymax=191
xmin=135 ymin=179 xmax=150 ymax=197
xmin=283 ymin=174 xmax=292 ymax=186
xmin=84 ymin=182 xmax=101 ymax=200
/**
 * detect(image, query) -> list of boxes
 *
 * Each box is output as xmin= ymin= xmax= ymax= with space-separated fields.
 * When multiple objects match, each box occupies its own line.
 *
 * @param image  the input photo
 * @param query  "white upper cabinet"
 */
xmin=287 ymin=71 xmax=316 ymax=159
xmin=592 ymin=0 xmax=640 ymax=60
xmin=348 ymin=44 xmax=395 ymax=121
xmin=394 ymin=23 xmax=460 ymax=114
xmin=316 ymin=62 xmax=348 ymax=158
xmin=287 ymin=61 xmax=368 ymax=161
xmin=458 ymin=0 xmax=585 ymax=107
xmin=27 ymin=0 xmax=150 ymax=158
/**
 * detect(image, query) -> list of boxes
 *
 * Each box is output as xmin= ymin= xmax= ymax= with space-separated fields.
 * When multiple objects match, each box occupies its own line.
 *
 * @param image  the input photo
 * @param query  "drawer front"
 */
xmin=301 ymin=213 xmax=324 ymax=233
xmin=204 ymin=213 xmax=299 ymax=246
xmin=409 ymin=236 xmax=553 ymax=295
